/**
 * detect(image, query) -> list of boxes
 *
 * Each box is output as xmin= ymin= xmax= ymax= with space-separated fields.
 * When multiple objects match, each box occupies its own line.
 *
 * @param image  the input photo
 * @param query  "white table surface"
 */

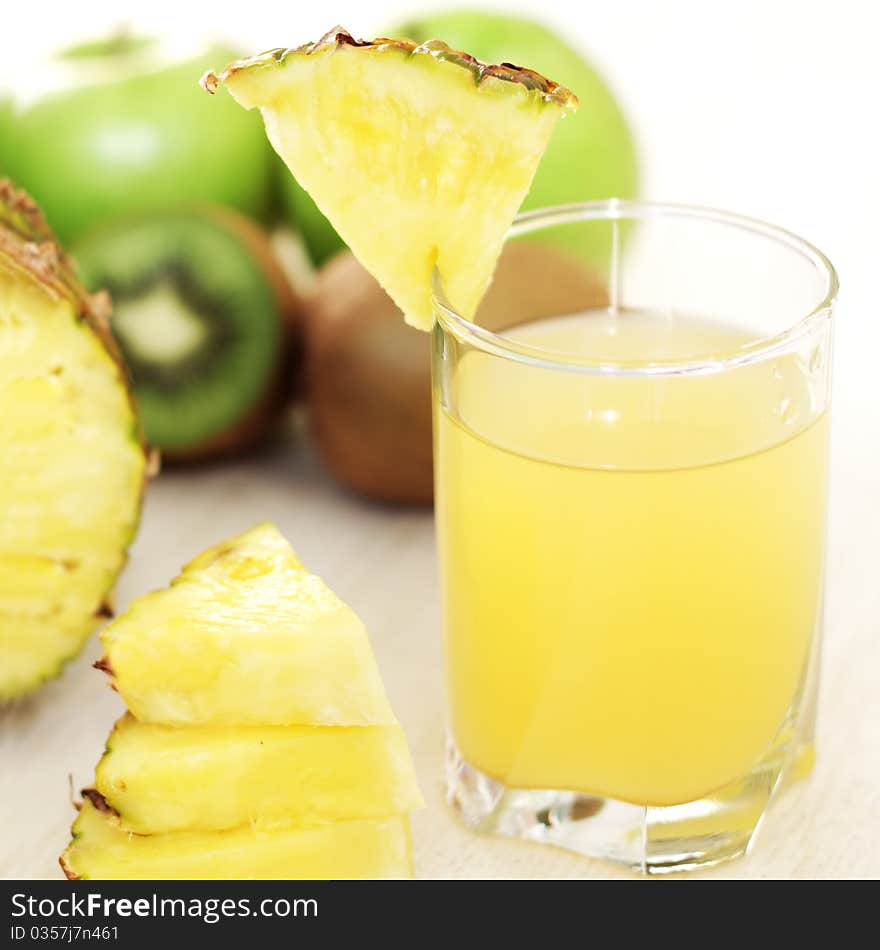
xmin=2 ymin=413 xmax=878 ymax=880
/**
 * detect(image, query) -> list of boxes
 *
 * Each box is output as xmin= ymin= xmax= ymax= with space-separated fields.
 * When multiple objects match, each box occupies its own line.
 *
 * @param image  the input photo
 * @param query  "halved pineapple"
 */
xmin=62 ymin=793 xmax=413 ymax=880
xmin=96 ymin=713 xmax=424 ymax=834
xmin=0 ymin=180 xmax=148 ymax=699
xmin=98 ymin=523 xmax=395 ymax=725
xmin=203 ymin=28 xmax=576 ymax=330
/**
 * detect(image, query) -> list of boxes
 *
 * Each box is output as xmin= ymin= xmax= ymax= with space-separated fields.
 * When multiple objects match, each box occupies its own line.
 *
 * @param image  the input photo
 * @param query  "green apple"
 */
xmin=280 ymin=11 xmax=639 ymax=268
xmin=0 ymin=35 xmax=274 ymax=243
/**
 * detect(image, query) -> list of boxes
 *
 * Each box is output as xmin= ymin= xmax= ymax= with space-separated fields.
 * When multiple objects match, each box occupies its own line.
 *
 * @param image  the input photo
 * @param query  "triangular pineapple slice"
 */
xmin=62 ymin=793 xmax=412 ymax=880
xmin=95 ymin=713 xmax=424 ymax=834
xmin=98 ymin=523 xmax=396 ymax=725
xmin=203 ymin=28 xmax=576 ymax=330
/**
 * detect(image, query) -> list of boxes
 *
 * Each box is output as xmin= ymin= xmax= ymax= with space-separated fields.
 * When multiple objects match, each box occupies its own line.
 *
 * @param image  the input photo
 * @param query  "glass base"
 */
xmin=445 ymin=736 xmax=812 ymax=875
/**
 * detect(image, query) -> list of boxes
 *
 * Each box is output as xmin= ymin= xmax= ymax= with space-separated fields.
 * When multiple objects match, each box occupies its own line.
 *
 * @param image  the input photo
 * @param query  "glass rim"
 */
xmin=431 ymin=199 xmax=839 ymax=377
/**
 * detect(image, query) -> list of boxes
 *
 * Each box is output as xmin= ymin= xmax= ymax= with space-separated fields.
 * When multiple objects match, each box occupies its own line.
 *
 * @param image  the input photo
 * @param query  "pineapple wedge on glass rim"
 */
xmin=0 ymin=180 xmax=149 ymax=700
xmin=98 ymin=522 xmax=396 ymax=726
xmin=202 ymin=28 xmax=577 ymax=330
xmin=62 ymin=792 xmax=413 ymax=881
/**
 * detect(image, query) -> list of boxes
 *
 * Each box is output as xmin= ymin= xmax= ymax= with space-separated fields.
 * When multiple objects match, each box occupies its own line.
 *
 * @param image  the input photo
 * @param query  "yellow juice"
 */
xmin=435 ymin=309 xmax=828 ymax=807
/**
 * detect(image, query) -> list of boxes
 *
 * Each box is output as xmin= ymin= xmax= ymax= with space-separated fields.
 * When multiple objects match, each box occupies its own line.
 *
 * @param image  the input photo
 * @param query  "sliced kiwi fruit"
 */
xmin=306 ymin=241 xmax=609 ymax=504
xmin=74 ymin=208 xmax=301 ymax=460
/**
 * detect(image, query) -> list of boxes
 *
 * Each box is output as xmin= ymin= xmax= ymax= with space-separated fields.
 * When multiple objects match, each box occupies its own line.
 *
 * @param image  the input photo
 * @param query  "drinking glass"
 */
xmin=432 ymin=200 xmax=837 ymax=873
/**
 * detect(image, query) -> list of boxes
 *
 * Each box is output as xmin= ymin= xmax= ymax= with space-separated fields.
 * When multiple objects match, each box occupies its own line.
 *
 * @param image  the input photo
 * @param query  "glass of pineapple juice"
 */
xmin=432 ymin=201 xmax=837 ymax=874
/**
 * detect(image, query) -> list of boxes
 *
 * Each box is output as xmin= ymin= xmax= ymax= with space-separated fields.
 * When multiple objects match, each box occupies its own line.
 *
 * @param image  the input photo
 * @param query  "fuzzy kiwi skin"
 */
xmin=306 ymin=243 xmax=608 ymax=505
xmin=307 ymin=254 xmax=432 ymax=504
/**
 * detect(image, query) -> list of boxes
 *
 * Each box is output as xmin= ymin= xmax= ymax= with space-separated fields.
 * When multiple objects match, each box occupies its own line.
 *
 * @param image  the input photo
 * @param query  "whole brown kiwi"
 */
xmin=306 ymin=241 xmax=609 ymax=504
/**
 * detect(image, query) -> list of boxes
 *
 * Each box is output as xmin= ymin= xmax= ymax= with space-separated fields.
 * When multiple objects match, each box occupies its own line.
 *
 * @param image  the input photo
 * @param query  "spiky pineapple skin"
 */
xmin=0 ymin=180 xmax=150 ymax=700
xmin=203 ymin=29 xmax=575 ymax=330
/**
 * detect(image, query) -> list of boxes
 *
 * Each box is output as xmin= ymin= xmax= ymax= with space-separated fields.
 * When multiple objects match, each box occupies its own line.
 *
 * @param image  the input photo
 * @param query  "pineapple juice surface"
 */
xmin=435 ymin=308 xmax=829 ymax=807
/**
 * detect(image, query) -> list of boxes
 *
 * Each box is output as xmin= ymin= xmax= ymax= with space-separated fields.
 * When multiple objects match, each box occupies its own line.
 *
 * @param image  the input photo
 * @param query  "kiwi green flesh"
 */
xmin=74 ymin=213 xmax=281 ymax=453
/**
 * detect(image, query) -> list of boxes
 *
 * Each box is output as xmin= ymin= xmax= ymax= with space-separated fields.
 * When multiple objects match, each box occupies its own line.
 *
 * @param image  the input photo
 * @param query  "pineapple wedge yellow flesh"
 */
xmin=62 ymin=795 xmax=413 ymax=880
xmin=0 ymin=183 xmax=146 ymax=700
xmin=96 ymin=713 xmax=424 ymax=834
xmin=206 ymin=30 xmax=575 ymax=330
xmin=99 ymin=523 xmax=395 ymax=725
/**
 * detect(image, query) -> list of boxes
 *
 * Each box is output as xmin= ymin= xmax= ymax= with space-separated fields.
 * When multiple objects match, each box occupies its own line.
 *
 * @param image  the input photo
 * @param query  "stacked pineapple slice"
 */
xmin=61 ymin=523 xmax=422 ymax=879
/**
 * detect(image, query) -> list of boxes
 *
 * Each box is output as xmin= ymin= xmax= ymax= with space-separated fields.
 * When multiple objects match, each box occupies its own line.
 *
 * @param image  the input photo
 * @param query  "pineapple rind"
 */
xmin=99 ymin=523 xmax=397 ymax=725
xmin=202 ymin=28 xmax=578 ymax=107
xmin=1 ymin=617 xmax=96 ymax=698
xmin=0 ymin=180 xmax=147 ymax=699
xmin=204 ymin=29 xmax=573 ymax=330
xmin=61 ymin=793 xmax=414 ymax=880
xmin=95 ymin=713 xmax=425 ymax=834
